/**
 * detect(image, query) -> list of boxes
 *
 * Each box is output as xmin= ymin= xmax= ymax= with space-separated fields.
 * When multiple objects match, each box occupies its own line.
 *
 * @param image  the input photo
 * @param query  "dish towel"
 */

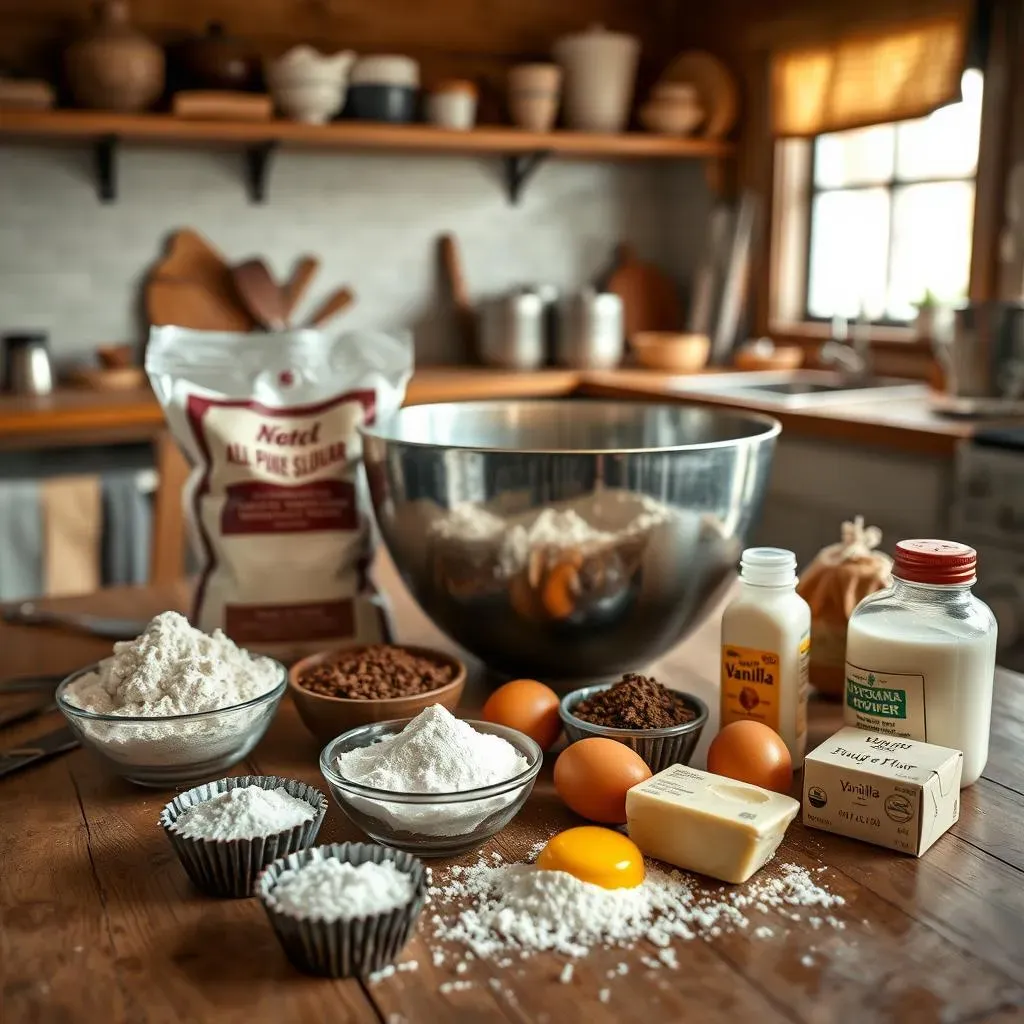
xmin=40 ymin=475 xmax=102 ymax=597
xmin=101 ymin=470 xmax=153 ymax=587
xmin=0 ymin=480 xmax=43 ymax=600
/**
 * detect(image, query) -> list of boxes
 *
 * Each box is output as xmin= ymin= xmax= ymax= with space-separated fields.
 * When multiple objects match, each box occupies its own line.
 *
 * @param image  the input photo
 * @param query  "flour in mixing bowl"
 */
xmin=61 ymin=612 xmax=283 ymax=768
xmin=65 ymin=612 xmax=281 ymax=717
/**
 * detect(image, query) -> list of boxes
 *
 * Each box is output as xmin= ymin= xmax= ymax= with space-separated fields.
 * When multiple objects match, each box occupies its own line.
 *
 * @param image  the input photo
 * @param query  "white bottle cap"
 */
xmin=740 ymin=547 xmax=798 ymax=587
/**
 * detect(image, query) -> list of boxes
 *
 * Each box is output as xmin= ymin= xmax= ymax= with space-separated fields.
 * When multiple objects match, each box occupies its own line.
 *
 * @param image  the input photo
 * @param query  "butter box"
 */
xmin=802 ymin=727 xmax=962 ymax=856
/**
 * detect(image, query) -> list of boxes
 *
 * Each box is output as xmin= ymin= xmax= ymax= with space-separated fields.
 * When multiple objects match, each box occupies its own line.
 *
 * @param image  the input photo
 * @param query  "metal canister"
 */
xmin=2 ymin=332 xmax=53 ymax=396
xmin=556 ymin=289 xmax=624 ymax=369
xmin=478 ymin=290 xmax=546 ymax=370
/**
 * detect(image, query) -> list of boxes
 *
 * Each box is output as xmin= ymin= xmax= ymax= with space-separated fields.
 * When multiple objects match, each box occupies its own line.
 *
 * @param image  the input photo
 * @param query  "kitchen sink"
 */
xmin=665 ymin=370 xmax=928 ymax=408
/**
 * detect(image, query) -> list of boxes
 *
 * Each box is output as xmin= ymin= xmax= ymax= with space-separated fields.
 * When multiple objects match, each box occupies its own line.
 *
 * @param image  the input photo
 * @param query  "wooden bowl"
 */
xmin=631 ymin=331 xmax=710 ymax=373
xmin=66 ymin=367 xmax=147 ymax=391
xmin=288 ymin=644 xmax=467 ymax=745
xmin=733 ymin=345 xmax=804 ymax=372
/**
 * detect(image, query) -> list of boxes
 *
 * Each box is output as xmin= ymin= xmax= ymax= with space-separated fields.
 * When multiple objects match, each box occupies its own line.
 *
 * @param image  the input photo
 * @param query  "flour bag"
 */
xmin=796 ymin=516 xmax=892 ymax=699
xmin=146 ymin=326 xmax=413 ymax=662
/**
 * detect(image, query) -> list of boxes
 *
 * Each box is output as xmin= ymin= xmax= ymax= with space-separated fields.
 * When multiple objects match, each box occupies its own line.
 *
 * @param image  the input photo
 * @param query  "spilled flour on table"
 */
xmin=427 ymin=857 xmax=844 ymax=959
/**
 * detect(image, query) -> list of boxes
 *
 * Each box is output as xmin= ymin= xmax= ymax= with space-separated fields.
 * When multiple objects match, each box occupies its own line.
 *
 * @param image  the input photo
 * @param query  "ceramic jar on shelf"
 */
xmin=64 ymin=0 xmax=165 ymax=112
xmin=552 ymin=24 xmax=639 ymax=133
xmin=348 ymin=55 xmax=420 ymax=123
xmin=266 ymin=46 xmax=355 ymax=124
xmin=426 ymin=80 xmax=477 ymax=131
xmin=171 ymin=21 xmax=261 ymax=92
xmin=507 ymin=64 xmax=561 ymax=132
xmin=639 ymin=82 xmax=703 ymax=136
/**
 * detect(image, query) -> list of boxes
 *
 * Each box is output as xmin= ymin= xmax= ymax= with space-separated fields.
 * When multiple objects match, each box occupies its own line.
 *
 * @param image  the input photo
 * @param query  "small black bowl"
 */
xmin=347 ymin=83 xmax=417 ymax=123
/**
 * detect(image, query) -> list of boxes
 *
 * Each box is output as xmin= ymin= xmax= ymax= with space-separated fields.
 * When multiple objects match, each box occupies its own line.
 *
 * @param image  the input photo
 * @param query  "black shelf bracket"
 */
xmin=95 ymin=134 xmax=118 ymax=203
xmin=503 ymin=150 xmax=550 ymax=205
xmin=245 ymin=141 xmax=277 ymax=204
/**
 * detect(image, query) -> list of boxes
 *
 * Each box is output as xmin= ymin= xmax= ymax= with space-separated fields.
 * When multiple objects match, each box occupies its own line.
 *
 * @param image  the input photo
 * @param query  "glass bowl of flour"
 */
xmin=56 ymin=612 xmax=288 ymax=787
xmin=319 ymin=706 xmax=543 ymax=857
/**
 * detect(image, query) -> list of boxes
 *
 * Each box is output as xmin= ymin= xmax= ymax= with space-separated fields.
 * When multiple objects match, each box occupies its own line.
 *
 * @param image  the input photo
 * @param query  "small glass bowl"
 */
xmin=319 ymin=718 xmax=542 ymax=857
xmin=559 ymin=682 xmax=708 ymax=773
xmin=56 ymin=661 xmax=288 ymax=788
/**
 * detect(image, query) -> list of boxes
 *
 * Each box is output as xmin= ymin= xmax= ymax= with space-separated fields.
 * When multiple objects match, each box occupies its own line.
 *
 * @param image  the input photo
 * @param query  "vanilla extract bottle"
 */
xmin=720 ymin=548 xmax=811 ymax=762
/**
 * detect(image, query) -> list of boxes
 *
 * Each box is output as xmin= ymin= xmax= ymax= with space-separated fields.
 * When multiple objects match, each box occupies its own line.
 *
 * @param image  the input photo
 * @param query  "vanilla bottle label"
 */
xmin=721 ymin=644 xmax=781 ymax=731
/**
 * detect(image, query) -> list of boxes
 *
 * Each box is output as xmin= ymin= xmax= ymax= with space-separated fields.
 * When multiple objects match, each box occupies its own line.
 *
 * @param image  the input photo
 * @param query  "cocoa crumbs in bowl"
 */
xmin=288 ymin=645 xmax=467 ymax=744
xmin=572 ymin=673 xmax=697 ymax=730
xmin=559 ymin=674 xmax=708 ymax=773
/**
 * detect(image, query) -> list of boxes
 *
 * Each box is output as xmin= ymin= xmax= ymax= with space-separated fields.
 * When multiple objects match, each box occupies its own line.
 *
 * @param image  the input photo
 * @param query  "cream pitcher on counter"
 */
xmin=844 ymin=539 xmax=997 ymax=787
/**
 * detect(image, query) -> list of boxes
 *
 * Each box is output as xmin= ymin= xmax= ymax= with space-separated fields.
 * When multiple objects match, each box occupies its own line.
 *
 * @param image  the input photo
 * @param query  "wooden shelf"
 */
xmin=0 ymin=108 xmax=734 ymax=204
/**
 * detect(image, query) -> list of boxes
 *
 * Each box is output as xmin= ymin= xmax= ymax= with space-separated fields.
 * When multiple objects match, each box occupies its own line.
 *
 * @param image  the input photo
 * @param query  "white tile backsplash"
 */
xmin=0 ymin=143 xmax=710 ymax=367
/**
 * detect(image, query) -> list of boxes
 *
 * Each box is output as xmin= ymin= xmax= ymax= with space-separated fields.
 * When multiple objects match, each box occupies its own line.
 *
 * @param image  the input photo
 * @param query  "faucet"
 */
xmin=819 ymin=314 xmax=872 ymax=383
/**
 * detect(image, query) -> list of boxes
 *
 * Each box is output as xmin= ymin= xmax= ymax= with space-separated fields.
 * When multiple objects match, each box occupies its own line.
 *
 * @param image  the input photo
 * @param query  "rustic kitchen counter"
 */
xmin=0 ymin=367 xmax=1006 ymax=457
xmin=2 ymin=557 xmax=1023 ymax=1023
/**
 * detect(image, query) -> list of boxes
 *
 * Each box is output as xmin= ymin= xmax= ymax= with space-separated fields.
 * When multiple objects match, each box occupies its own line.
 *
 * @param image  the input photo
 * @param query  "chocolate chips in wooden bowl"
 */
xmin=288 ymin=644 xmax=467 ymax=744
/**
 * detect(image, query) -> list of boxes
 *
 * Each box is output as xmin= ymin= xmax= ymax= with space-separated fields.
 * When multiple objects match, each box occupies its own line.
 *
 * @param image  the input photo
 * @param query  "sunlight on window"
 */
xmin=807 ymin=69 xmax=982 ymax=323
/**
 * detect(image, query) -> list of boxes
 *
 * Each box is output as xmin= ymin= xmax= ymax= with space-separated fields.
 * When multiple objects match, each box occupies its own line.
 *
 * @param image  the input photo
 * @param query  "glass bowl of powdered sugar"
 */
xmin=56 ymin=611 xmax=288 ymax=787
xmin=319 ymin=704 xmax=542 ymax=857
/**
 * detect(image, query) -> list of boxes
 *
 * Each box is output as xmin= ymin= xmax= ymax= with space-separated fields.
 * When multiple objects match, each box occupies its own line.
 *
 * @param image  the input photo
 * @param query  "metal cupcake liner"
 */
xmin=256 ymin=842 xmax=426 ymax=978
xmin=559 ymin=683 xmax=708 ymax=773
xmin=159 ymin=775 xmax=328 ymax=898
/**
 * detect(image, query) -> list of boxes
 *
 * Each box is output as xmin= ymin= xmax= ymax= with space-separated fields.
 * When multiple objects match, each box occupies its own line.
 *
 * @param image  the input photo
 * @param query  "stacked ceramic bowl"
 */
xmin=348 ymin=55 xmax=420 ymax=123
xmin=639 ymin=82 xmax=703 ymax=137
xmin=266 ymin=46 xmax=355 ymax=124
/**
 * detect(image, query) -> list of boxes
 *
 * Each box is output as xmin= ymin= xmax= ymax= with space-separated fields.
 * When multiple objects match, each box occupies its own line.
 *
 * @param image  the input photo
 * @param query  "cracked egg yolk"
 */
xmin=535 ymin=826 xmax=645 ymax=889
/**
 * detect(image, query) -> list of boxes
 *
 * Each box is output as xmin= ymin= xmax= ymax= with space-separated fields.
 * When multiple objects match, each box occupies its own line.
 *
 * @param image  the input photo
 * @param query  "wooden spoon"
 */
xmin=439 ymin=233 xmax=476 ymax=356
xmin=231 ymin=258 xmax=288 ymax=331
xmin=303 ymin=287 xmax=355 ymax=329
xmin=281 ymin=255 xmax=320 ymax=324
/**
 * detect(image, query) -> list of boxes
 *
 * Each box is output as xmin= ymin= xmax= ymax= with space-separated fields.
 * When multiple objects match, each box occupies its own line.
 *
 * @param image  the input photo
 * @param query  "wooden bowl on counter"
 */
xmin=288 ymin=644 xmax=467 ymax=744
xmin=631 ymin=331 xmax=710 ymax=373
xmin=733 ymin=344 xmax=804 ymax=372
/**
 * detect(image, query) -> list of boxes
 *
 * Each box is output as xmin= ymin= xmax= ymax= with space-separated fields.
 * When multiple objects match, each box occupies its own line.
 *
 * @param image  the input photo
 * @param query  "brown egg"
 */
xmin=706 ymin=720 xmax=793 ymax=793
xmin=554 ymin=737 xmax=652 ymax=823
xmin=482 ymin=679 xmax=562 ymax=751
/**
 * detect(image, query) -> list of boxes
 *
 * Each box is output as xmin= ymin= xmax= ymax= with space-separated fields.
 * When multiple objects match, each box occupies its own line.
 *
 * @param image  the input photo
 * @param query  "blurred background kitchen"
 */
xmin=1 ymin=0 xmax=1023 ymax=664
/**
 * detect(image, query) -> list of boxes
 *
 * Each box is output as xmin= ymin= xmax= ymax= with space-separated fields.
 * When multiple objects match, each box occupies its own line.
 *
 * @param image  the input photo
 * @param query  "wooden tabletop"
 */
xmin=0 ymin=367 xmax=1005 ymax=457
xmin=2 ymin=559 xmax=1023 ymax=1023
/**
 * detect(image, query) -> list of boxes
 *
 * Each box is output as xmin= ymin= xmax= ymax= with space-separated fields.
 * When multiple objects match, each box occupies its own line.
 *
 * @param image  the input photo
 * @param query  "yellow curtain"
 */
xmin=770 ymin=13 xmax=971 ymax=137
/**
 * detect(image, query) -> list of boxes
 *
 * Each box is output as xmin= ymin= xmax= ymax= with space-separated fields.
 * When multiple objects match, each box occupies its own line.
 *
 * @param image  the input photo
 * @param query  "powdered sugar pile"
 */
xmin=61 ymin=612 xmax=282 ymax=767
xmin=427 ymin=857 xmax=846 ymax=959
xmin=64 ymin=612 xmax=281 ymax=717
xmin=334 ymin=705 xmax=530 ymax=837
xmin=267 ymin=858 xmax=414 ymax=921
xmin=336 ymin=704 xmax=527 ymax=793
xmin=171 ymin=785 xmax=314 ymax=841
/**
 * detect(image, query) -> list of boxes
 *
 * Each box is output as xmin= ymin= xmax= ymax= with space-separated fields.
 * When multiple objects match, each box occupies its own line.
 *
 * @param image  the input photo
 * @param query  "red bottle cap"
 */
xmin=893 ymin=539 xmax=977 ymax=585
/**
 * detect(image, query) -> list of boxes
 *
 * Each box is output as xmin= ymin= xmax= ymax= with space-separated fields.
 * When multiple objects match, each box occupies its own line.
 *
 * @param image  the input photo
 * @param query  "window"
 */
xmin=778 ymin=69 xmax=983 ymax=327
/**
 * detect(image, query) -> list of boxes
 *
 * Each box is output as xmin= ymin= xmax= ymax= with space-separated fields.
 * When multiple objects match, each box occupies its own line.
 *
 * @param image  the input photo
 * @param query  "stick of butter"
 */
xmin=625 ymin=764 xmax=800 ymax=884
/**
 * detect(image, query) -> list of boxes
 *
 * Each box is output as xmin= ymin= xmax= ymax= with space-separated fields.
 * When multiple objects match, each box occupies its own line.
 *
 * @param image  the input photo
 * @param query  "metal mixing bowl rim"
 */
xmin=359 ymin=400 xmax=781 ymax=455
xmin=559 ymin=681 xmax=709 ymax=739
xmin=55 ymin=661 xmax=288 ymax=723
xmin=319 ymin=716 xmax=543 ymax=800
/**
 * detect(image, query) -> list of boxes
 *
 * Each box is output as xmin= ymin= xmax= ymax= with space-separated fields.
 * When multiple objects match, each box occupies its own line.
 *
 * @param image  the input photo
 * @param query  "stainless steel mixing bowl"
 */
xmin=360 ymin=400 xmax=779 ymax=682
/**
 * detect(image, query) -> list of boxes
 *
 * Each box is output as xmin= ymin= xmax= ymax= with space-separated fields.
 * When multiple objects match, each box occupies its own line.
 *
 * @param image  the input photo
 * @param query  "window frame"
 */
xmin=760 ymin=13 xmax=1013 ymax=367
xmin=802 ymin=124 xmax=980 ymax=327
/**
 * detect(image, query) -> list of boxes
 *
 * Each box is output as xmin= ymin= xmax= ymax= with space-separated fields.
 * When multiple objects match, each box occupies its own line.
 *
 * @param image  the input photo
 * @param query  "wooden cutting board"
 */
xmin=605 ymin=243 xmax=683 ymax=342
xmin=146 ymin=229 xmax=256 ymax=332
